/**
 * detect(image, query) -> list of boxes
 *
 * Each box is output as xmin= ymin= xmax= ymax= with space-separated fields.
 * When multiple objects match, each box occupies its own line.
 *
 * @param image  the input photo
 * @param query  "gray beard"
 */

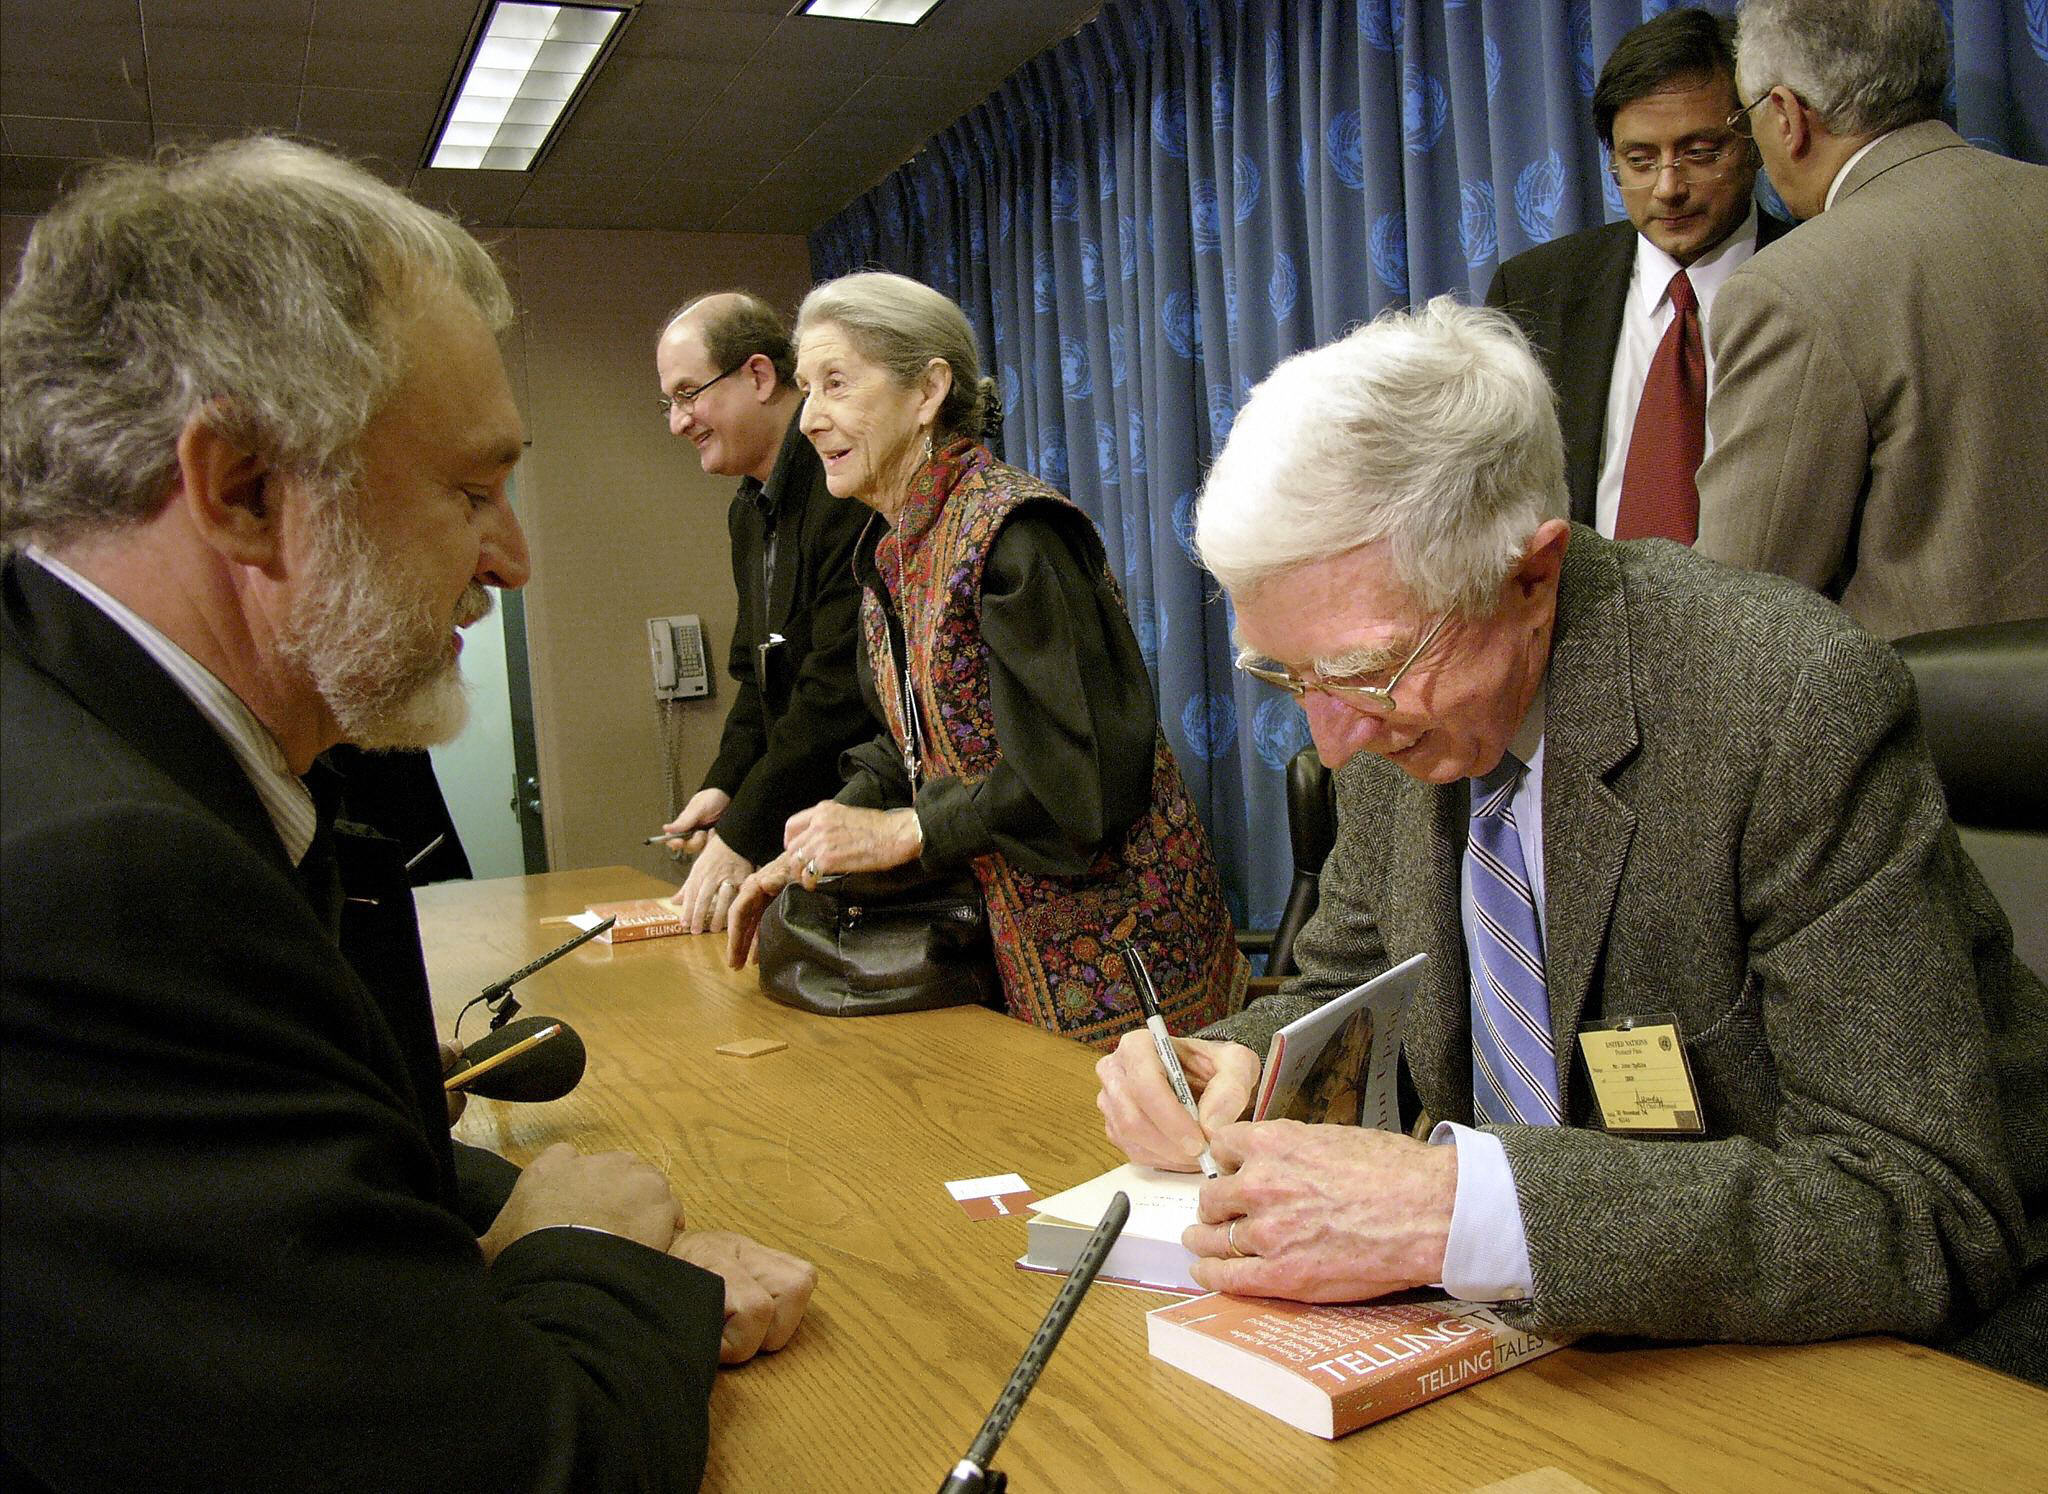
xmin=277 ymin=484 xmax=488 ymax=751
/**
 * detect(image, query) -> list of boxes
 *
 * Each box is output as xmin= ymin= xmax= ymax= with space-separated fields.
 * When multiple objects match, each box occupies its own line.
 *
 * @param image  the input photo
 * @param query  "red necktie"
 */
xmin=1616 ymin=269 xmax=1705 ymax=544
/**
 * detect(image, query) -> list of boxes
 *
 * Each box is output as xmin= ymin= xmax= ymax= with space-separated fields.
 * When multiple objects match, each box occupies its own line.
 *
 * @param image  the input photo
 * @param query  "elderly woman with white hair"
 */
xmin=727 ymin=271 xmax=1244 ymax=1050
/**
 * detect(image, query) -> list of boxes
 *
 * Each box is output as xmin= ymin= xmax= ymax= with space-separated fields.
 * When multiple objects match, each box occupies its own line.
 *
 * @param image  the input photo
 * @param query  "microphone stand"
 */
xmin=937 ymin=1191 xmax=1131 ymax=1493
xmin=479 ymin=916 xmax=615 ymax=1030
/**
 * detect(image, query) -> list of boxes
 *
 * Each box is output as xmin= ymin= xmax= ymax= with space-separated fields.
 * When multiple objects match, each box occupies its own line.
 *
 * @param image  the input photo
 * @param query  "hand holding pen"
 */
xmin=1116 ymin=941 xmax=1221 ymax=1178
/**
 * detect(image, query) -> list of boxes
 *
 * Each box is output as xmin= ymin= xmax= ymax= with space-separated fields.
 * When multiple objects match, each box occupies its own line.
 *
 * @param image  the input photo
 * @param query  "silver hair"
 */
xmin=0 ymin=135 xmax=512 ymax=547
xmin=1734 ymin=0 xmax=1949 ymax=136
xmin=795 ymin=271 xmax=998 ymax=442
xmin=1196 ymin=297 xmax=1566 ymax=618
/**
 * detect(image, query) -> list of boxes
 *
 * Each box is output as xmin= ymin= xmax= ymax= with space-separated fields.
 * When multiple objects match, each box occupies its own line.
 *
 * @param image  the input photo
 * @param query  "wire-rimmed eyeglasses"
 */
xmin=1725 ymin=94 xmax=1771 ymax=137
xmin=658 ymin=359 xmax=747 ymax=417
xmin=1235 ymin=613 xmax=1451 ymax=716
xmin=1606 ymin=133 xmax=1753 ymax=193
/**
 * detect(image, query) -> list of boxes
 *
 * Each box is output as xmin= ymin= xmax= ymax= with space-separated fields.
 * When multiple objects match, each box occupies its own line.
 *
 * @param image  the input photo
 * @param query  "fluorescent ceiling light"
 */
xmin=429 ymin=2 xmax=625 ymax=171
xmin=799 ymin=0 xmax=944 ymax=23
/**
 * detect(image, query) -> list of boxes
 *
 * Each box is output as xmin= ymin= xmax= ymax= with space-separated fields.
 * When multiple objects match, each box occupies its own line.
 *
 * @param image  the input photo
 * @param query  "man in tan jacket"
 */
xmin=1695 ymin=0 xmax=2048 ymax=637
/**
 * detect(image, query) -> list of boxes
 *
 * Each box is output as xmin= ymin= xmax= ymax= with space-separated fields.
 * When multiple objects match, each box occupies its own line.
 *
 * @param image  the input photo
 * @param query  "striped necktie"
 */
xmin=1467 ymin=755 xmax=1561 ymax=1126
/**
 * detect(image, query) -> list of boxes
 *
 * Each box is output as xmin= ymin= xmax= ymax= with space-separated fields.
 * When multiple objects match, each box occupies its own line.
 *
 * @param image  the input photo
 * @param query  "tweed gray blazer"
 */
xmin=1210 ymin=529 xmax=2046 ymax=1346
xmin=1695 ymin=121 xmax=2048 ymax=637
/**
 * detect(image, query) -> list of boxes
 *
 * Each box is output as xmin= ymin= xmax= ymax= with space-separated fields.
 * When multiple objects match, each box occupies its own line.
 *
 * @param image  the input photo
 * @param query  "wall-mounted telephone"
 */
xmin=648 ymin=614 xmax=710 ymax=700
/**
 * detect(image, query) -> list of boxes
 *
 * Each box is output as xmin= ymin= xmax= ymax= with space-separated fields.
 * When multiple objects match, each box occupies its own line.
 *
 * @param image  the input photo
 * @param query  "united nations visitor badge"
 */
xmin=1575 ymin=1013 xmax=1705 ymax=1134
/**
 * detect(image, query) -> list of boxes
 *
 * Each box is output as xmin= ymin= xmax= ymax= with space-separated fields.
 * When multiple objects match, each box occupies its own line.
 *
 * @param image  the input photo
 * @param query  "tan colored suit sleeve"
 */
xmin=1696 ymin=262 xmax=1867 ymax=598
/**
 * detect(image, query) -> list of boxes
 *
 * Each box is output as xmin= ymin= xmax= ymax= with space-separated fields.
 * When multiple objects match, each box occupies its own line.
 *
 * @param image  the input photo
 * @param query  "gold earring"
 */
xmin=923 ymin=430 xmax=934 ymax=464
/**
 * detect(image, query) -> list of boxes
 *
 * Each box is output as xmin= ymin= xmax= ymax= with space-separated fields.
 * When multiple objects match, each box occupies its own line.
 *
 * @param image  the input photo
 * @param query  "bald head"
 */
xmin=655 ymin=290 xmax=799 ymax=484
xmin=664 ymin=292 xmax=796 ymax=388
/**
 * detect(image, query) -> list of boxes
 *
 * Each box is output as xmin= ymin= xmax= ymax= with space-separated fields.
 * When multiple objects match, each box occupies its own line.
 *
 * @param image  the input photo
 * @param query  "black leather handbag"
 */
xmin=755 ymin=867 xmax=1003 ymax=1017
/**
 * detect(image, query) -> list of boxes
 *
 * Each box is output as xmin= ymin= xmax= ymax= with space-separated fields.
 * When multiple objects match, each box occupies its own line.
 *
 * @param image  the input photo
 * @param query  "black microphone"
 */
xmin=445 ymin=1015 xmax=587 ymax=1102
xmin=938 ymin=1191 xmax=1130 ymax=1493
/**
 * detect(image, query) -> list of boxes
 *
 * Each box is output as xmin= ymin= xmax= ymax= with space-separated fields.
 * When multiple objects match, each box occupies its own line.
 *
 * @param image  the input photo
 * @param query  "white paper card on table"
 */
xmin=945 ymin=1173 xmax=1040 ymax=1220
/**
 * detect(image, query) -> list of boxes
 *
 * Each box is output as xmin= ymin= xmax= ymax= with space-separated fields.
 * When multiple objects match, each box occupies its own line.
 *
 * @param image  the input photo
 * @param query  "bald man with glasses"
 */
xmin=652 ymin=292 xmax=875 ymax=933
xmin=1487 ymin=6 xmax=1791 ymax=540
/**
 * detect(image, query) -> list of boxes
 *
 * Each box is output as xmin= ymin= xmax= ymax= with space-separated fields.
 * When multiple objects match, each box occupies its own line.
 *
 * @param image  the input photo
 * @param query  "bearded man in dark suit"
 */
xmin=1487 ymin=6 xmax=1790 ymax=539
xmin=1 ymin=137 xmax=812 ymax=1491
xmin=1094 ymin=298 xmax=2045 ymax=1382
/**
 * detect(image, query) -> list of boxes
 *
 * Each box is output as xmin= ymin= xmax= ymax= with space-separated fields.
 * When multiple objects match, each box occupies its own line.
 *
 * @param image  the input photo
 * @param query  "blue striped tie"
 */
xmin=1467 ymin=756 xmax=1561 ymax=1126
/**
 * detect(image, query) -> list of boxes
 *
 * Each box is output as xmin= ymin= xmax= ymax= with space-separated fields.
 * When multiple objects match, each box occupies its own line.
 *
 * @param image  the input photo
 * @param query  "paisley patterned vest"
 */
xmin=860 ymin=439 xmax=1245 ymax=1050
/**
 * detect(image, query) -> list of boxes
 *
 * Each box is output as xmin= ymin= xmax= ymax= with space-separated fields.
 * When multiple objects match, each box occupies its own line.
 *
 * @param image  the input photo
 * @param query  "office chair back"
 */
xmin=1265 ymin=746 xmax=1336 ymax=981
xmin=1893 ymin=617 xmax=2048 ymax=979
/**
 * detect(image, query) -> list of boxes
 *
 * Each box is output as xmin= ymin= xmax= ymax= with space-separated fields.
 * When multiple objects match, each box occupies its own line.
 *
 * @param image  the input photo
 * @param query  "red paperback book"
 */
xmin=1147 ymin=1292 xmax=1569 ymax=1438
xmin=583 ymin=899 xmax=686 ymax=943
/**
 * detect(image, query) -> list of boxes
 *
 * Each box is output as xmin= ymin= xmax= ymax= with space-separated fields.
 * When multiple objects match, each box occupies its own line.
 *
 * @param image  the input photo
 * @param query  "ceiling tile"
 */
xmin=299 ymin=87 xmax=440 ymax=135
xmin=534 ymin=137 xmax=669 ymax=181
xmin=877 ymin=3 xmax=1022 ymax=82
xmin=650 ymin=108 xmax=826 ymax=177
xmin=412 ymin=167 xmax=532 ymax=224
xmin=1 ymin=0 xmax=1099 ymax=236
xmin=614 ymin=7 xmax=778 ymax=66
xmin=563 ymin=57 xmax=734 ymax=142
xmin=714 ymin=193 xmax=830 ymax=236
xmin=650 ymin=0 xmax=794 ymax=14
xmin=304 ymin=0 xmax=476 ymax=43
xmin=509 ymin=194 xmax=646 ymax=229
xmin=142 ymin=0 xmax=314 ymax=28
xmin=142 ymin=24 xmax=309 ymax=85
xmin=1 ymin=116 xmax=152 ymax=159
xmin=2 ymin=183 xmax=63 ymax=214
xmin=843 ymin=71 xmax=991 ymax=126
xmin=149 ymin=80 xmax=302 ymax=132
xmin=515 ymin=174 xmax=648 ymax=211
xmin=718 ymin=65 xmax=861 ymax=133
xmin=301 ymin=133 xmax=417 ymax=184
xmin=4 ymin=0 xmax=140 ymax=33
xmin=603 ymin=197 xmax=719 ymax=232
xmin=304 ymin=34 xmax=461 ymax=93
xmin=0 ymin=68 xmax=151 ymax=121
xmin=1 ymin=18 xmax=147 ymax=79
xmin=0 ymin=153 xmax=95 ymax=193
xmin=628 ymin=170 xmax=759 ymax=225
xmin=765 ymin=14 xmax=922 ymax=73
xmin=149 ymin=122 xmax=237 ymax=151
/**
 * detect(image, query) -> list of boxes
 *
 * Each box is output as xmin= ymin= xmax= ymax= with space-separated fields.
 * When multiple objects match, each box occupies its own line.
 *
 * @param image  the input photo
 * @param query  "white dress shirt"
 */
xmin=1825 ymin=132 xmax=1890 ymax=212
xmin=1593 ymin=206 xmax=1762 ymax=537
xmin=27 ymin=548 xmax=318 ymax=865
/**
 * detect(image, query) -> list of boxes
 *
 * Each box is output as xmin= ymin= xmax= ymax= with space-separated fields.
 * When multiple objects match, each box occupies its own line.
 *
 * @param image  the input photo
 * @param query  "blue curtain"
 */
xmin=811 ymin=0 xmax=2048 ymax=934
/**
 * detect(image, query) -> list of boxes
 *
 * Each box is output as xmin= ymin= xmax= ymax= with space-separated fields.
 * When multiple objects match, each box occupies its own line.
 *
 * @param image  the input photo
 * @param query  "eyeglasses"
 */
xmin=1235 ymin=613 xmax=1451 ymax=716
xmin=1606 ymin=134 xmax=1752 ymax=192
xmin=658 ymin=359 xmax=747 ymax=417
xmin=1725 ymin=94 xmax=1771 ymax=137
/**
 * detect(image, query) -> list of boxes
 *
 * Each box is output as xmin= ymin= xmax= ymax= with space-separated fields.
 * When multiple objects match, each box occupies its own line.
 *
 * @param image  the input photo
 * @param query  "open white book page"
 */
xmin=1030 ymin=1161 xmax=1201 ymax=1240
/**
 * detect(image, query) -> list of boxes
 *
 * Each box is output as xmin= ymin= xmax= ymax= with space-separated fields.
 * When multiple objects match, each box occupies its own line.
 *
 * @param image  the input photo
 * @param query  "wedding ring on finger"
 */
xmin=1227 ymin=1219 xmax=1251 ymax=1259
xmin=804 ymin=859 xmax=819 ymax=879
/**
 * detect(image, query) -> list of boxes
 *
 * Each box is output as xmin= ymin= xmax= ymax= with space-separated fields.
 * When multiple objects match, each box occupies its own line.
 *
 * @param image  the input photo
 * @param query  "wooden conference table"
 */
xmin=421 ymin=869 xmax=2047 ymax=1493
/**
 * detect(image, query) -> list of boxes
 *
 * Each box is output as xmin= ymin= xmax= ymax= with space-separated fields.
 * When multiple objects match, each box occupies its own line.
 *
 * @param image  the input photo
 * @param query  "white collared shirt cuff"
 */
xmin=1429 ymin=1121 xmax=1535 ymax=1302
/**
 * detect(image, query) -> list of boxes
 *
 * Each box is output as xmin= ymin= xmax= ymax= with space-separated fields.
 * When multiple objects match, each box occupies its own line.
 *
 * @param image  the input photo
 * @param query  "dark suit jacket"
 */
xmin=1 ymin=555 xmax=725 ymax=1492
xmin=1211 ymin=531 xmax=2046 ymax=1351
xmin=1486 ymin=212 xmax=1791 ymax=523
xmin=1697 ymin=122 xmax=2048 ymax=636
xmin=701 ymin=414 xmax=874 ymax=866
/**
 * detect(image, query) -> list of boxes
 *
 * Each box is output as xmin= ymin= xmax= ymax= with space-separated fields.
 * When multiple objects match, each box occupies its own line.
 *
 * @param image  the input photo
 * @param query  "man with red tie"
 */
xmin=1487 ymin=7 xmax=1790 ymax=542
